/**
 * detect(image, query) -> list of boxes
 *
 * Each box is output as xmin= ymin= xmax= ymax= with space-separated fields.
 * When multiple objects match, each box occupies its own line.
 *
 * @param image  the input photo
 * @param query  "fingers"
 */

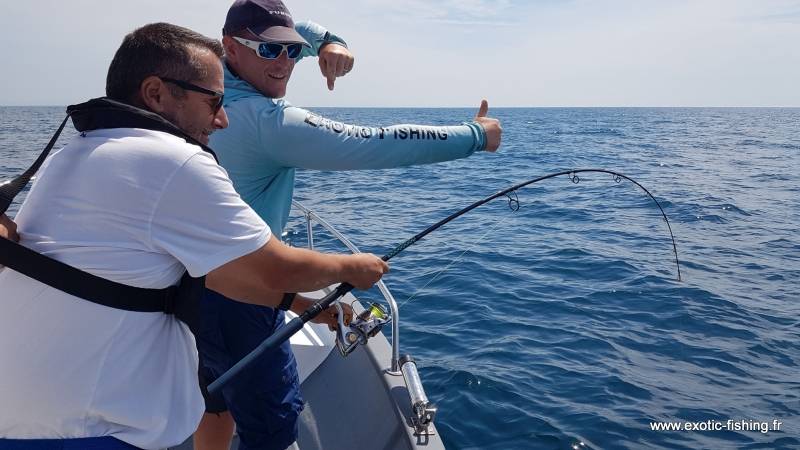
xmin=476 ymin=117 xmax=502 ymax=152
xmin=475 ymin=99 xmax=489 ymax=119
xmin=335 ymin=57 xmax=348 ymax=79
xmin=343 ymin=253 xmax=388 ymax=290
xmin=379 ymin=257 xmax=390 ymax=274
xmin=322 ymin=302 xmax=354 ymax=331
xmin=328 ymin=57 xmax=348 ymax=91
xmin=318 ymin=44 xmax=355 ymax=91
xmin=319 ymin=58 xmax=336 ymax=91
xmin=319 ymin=56 xmax=328 ymax=75
xmin=340 ymin=303 xmax=354 ymax=326
xmin=344 ymin=58 xmax=354 ymax=74
xmin=0 ymin=214 xmax=19 ymax=242
xmin=472 ymin=99 xmax=501 ymax=152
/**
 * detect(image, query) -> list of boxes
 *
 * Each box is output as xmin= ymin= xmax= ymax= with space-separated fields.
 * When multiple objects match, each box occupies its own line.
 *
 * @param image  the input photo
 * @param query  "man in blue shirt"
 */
xmin=197 ymin=1 xmax=503 ymax=449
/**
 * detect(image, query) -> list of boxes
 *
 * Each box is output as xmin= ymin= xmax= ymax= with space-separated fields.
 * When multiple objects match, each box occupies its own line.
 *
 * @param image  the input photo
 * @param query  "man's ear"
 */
xmin=139 ymin=75 xmax=169 ymax=113
xmin=222 ymin=36 xmax=239 ymax=64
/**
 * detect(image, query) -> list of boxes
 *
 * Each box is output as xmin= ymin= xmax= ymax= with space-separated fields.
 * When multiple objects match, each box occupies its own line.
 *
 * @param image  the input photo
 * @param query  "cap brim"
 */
xmin=249 ymin=25 xmax=310 ymax=47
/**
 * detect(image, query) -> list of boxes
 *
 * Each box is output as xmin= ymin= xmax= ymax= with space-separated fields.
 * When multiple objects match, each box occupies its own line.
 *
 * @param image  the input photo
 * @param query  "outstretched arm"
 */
xmin=206 ymin=235 xmax=388 ymax=307
xmin=259 ymin=100 xmax=502 ymax=170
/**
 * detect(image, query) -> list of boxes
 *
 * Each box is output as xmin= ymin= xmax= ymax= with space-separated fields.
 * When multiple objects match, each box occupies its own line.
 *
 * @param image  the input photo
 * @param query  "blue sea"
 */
xmin=1 ymin=107 xmax=798 ymax=449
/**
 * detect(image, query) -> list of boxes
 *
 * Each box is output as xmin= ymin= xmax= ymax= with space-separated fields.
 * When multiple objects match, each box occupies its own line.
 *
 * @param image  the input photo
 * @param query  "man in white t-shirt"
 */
xmin=0 ymin=23 xmax=387 ymax=450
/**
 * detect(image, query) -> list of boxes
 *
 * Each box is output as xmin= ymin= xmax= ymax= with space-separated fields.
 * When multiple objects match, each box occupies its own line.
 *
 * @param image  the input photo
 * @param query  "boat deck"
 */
xmin=171 ymin=292 xmax=444 ymax=450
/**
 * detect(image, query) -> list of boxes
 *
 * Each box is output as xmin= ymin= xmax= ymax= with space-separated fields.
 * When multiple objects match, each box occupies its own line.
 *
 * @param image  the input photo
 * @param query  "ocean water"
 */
xmin=2 ymin=107 xmax=799 ymax=449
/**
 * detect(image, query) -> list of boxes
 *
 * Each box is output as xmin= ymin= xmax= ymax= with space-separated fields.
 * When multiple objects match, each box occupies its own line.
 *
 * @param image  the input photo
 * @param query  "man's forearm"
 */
xmin=272 ymin=108 xmax=480 ymax=171
xmin=261 ymin=243 xmax=352 ymax=292
xmin=294 ymin=20 xmax=348 ymax=57
xmin=206 ymin=239 xmax=345 ymax=304
xmin=206 ymin=236 xmax=387 ymax=306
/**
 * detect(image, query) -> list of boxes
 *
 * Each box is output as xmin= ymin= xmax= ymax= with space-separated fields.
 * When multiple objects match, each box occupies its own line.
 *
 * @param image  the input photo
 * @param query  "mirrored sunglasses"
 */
xmin=232 ymin=36 xmax=303 ymax=60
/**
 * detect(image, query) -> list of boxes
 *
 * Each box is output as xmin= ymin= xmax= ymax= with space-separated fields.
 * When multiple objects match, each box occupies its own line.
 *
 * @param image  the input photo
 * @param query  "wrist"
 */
xmin=474 ymin=121 xmax=488 ymax=151
xmin=289 ymin=295 xmax=313 ymax=314
xmin=318 ymin=31 xmax=333 ymax=52
xmin=318 ymin=31 xmax=348 ymax=53
xmin=337 ymin=254 xmax=354 ymax=280
xmin=464 ymin=121 xmax=488 ymax=152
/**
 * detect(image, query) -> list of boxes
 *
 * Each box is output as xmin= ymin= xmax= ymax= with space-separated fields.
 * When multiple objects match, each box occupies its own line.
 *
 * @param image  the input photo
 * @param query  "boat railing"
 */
xmin=291 ymin=200 xmax=401 ymax=374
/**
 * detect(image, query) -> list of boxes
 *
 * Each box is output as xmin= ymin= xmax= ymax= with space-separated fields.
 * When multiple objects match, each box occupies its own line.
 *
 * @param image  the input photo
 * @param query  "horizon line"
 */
xmin=2 ymin=104 xmax=799 ymax=109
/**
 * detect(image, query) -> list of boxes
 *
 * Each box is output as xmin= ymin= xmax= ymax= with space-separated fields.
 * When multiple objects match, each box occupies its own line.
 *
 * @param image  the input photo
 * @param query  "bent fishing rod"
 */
xmin=208 ymin=168 xmax=680 ymax=394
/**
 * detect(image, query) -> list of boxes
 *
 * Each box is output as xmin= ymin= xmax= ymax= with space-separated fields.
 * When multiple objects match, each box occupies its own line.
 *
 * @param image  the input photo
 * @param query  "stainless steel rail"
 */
xmin=291 ymin=200 xmax=401 ymax=374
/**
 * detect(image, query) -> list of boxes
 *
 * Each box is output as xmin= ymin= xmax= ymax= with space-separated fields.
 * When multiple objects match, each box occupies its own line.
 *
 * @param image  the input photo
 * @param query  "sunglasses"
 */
xmin=232 ymin=36 xmax=303 ymax=60
xmin=161 ymin=77 xmax=224 ymax=113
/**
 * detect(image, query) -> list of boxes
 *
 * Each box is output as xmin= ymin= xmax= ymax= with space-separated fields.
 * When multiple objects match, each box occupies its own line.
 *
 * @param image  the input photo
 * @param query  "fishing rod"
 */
xmin=208 ymin=168 xmax=680 ymax=394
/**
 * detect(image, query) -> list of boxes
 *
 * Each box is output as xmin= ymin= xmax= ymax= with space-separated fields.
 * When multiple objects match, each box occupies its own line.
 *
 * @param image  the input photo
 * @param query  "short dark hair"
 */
xmin=106 ymin=22 xmax=224 ymax=103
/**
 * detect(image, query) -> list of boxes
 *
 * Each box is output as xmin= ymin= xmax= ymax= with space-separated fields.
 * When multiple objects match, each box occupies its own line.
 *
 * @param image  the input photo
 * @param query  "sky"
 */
xmin=1 ymin=0 xmax=798 ymax=107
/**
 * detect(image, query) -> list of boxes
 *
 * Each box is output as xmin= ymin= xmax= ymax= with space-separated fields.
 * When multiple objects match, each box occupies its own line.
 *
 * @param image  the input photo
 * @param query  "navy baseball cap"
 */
xmin=222 ymin=0 xmax=309 ymax=46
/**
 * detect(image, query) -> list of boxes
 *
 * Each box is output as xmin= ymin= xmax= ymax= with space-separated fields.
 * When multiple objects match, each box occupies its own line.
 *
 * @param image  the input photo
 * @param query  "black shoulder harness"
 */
xmin=0 ymin=97 xmax=217 ymax=333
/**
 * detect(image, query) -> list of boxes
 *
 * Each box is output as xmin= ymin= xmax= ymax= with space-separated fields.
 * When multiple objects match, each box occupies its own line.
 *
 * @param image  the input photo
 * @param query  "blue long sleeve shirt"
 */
xmin=211 ymin=21 xmax=488 ymax=234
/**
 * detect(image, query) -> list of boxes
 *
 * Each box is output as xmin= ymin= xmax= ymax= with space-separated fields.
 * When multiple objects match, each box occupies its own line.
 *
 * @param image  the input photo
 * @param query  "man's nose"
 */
xmin=215 ymin=106 xmax=229 ymax=129
xmin=274 ymin=50 xmax=291 ymax=65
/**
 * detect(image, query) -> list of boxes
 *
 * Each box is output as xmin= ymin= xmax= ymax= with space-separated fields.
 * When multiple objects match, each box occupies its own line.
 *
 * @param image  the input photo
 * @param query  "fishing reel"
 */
xmin=335 ymin=301 xmax=391 ymax=357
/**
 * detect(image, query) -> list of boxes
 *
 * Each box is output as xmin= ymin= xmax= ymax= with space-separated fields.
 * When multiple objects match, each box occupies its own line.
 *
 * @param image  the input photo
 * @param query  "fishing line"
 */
xmin=398 ymin=213 xmax=513 ymax=310
xmin=208 ymin=168 xmax=681 ymax=394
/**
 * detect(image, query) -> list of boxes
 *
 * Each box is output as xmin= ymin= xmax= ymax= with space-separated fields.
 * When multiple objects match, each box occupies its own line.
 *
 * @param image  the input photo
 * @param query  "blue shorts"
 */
xmin=197 ymin=289 xmax=303 ymax=450
xmin=0 ymin=437 xmax=140 ymax=449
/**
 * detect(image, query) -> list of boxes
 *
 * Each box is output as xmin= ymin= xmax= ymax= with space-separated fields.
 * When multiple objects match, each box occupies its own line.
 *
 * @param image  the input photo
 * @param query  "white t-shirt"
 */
xmin=0 ymin=128 xmax=270 ymax=449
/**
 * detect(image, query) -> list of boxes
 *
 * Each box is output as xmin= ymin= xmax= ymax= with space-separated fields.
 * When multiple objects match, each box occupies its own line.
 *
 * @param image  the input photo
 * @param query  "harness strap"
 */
xmin=0 ymin=97 xmax=209 ymax=333
xmin=0 ymin=236 xmax=180 ymax=312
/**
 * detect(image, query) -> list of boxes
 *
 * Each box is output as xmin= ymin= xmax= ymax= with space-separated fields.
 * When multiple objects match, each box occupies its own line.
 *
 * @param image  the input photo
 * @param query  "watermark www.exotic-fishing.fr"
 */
xmin=650 ymin=419 xmax=783 ymax=434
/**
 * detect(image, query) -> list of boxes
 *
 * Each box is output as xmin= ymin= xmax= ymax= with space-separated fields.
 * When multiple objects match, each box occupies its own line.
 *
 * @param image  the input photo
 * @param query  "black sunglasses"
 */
xmin=161 ymin=77 xmax=224 ymax=113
